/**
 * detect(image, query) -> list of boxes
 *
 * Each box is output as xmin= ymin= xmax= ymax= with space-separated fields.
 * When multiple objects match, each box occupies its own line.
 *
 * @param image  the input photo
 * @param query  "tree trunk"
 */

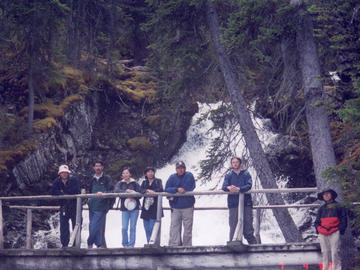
xmin=27 ymin=57 xmax=34 ymax=134
xmin=206 ymin=1 xmax=303 ymax=243
xmin=295 ymin=5 xmax=356 ymax=267
xmin=295 ymin=8 xmax=340 ymax=196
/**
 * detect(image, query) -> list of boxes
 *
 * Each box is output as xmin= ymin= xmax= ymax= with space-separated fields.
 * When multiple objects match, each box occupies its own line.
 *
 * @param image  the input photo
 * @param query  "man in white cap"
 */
xmin=51 ymin=164 xmax=80 ymax=247
xmin=165 ymin=161 xmax=196 ymax=246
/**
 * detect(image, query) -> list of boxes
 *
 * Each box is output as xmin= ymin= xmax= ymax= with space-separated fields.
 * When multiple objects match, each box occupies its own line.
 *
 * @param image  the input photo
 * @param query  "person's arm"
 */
xmin=182 ymin=173 xmax=195 ymax=192
xmin=165 ymin=176 xmax=177 ymax=194
xmin=222 ymin=174 xmax=231 ymax=192
xmin=114 ymin=181 xmax=125 ymax=193
xmin=133 ymin=182 xmax=141 ymax=193
xmin=140 ymin=180 xmax=147 ymax=194
xmin=338 ymin=206 xmax=348 ymax=234
xmin=314 ymin=207 xmax=322 ymax=234
xmin=239 ymin=171 xmax=252 ymax=192
xmin=67 ymin=176 xmax=80 ymax=194
xmin=155 ymin=179 xmax=164 ymax=192
xmin=51 ymin=179 xmax=63 ymax=196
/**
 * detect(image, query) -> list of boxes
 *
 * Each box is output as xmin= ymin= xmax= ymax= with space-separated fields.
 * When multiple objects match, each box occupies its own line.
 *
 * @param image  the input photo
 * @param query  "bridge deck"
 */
xmin=0 ymin=242 xmax=322 ymax=270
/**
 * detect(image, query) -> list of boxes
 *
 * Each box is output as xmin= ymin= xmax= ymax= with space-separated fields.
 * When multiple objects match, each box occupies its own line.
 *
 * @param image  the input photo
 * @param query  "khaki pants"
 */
xmin=319 ymin=230 xmax=341 ymax=270
xmin=168 ymin=207 xmax=194 ymax=246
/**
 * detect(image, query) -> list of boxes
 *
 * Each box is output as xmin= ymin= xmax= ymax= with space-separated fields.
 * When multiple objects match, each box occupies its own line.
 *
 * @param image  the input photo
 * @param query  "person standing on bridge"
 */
xmin=222 ymin=157 xmax=257 ymax=244
xmin=51 ymin=164 xmax=80 ymax=248
xmin=315 ymin=189 xmax=347 ymax=270
xmin=86 ymin=161 xmax=115 ymax=248
xmin=114 ymin=167 xmax=141 ymax=247
xmin=165 ymin=161 xmax=196 ymax=246
xmin=140 ymin=166 xmax=164 ymax=244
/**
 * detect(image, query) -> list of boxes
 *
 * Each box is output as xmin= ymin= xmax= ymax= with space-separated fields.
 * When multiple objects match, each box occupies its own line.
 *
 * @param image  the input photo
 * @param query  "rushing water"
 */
xmin=34 ymin=102 xmax=309 ymax=248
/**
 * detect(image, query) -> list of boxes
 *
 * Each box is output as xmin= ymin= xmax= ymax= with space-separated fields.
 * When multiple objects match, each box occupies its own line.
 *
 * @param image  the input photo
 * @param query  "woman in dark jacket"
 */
xmin=140 ymin=167 xmax=163 ymax=243
xmin=314 ymin=189 xmax=347 ymax=270
xmin=114 ymin=167 xmax=141 ymax=247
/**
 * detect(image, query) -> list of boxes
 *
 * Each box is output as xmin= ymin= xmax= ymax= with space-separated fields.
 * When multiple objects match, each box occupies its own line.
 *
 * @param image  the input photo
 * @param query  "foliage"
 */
xmin=323 ymin=165 xmax=360 ymax=235
xmin=142 ymin=0 xmax=212 ymax=117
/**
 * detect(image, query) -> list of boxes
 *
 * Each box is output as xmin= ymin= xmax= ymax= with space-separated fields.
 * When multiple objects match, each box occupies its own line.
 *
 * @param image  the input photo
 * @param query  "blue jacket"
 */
xmin=51 ymin=175 xmax=80 ymax=215
xmin=222 ymin=170 xmax=253 ymax=208
xmin=165 ymin=171 xmax=196 ymax=209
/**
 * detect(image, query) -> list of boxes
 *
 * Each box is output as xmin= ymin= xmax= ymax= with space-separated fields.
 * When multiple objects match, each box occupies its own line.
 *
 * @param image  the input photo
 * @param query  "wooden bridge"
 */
xmin=0 ymin=188 xmax=324 ymax=269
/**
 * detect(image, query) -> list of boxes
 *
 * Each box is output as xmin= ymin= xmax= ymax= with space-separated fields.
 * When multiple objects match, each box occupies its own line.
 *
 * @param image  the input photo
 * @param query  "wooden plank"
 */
xmin=232 ymin=193 xmax=244 ymax=242
xmin=68 ymin=224 xmax=79 ymax=247
xmin=26 ymin=209 xmax=32 ymax=249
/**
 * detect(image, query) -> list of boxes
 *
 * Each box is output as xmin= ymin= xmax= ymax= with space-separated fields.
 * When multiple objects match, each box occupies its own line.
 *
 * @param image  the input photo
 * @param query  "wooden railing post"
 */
xmin=148 ymin=194 xmax=162 ymax=246
xmin=0 ymin=200 xmax=3 ymax=249
xmin=26 ymin=208 xmax=32 ymax=249
xmin=232 ymin=193 xmax=244 ymax=242
xmin=255 ymin=208 xmax=261 ymax=244
xmin=74 ymin=189 xmax=84 ymax=248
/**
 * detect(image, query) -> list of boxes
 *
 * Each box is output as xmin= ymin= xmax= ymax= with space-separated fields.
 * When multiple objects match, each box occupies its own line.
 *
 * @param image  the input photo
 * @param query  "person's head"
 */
xmin=122 ymin=167 xmax=132 ymax=181
xmin=93 ymin=161 xmax=104 ymax=175
xmin=144 ymin=167 xmax=155 ymax=180
xmin=318 ymin=189 xmax=337 ymax=203
xmin=231 ymin=157 xmax=242 ymax=170
xmin=58 ymin=164 xmax=71 ymax=181
xmin=175 ymin=161 xmax=186 ymax=176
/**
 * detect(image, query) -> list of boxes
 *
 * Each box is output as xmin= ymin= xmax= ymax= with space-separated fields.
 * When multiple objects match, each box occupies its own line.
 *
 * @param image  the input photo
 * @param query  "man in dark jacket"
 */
xmin=222 ymin=157 xmax=257 ymax=244
xmin=314 ymin=189 xmax=347 ymax=270
xmin=165 ymin=161 xmax=196 ymax=246
xmin=87 ymin=161 xmax=114 ymax=248
xmin=51 ymin=164 xmax=80 ymax=247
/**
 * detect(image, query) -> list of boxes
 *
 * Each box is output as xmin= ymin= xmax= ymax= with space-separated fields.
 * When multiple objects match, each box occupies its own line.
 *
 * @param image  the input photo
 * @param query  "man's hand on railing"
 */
xmin=177 ymin=187 xmax=186 ymax=194
xmin=227 ymin=185 xmax=240 ymax=193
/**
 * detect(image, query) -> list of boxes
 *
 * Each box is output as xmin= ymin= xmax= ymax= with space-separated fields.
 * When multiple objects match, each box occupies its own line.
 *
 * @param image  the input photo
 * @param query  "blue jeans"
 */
xmin=59 ymin=210 xmax=76 ymax=247
xmin=122 ymin=210 xmax=139 ymax=247
xmin=143 ymin=219 xmax=156 ymax=243
xmin=87 ymin=210 xmax=106 ymax=247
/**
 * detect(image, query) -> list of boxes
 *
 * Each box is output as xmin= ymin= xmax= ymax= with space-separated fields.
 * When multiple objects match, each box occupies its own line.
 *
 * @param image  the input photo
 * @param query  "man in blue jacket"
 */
xmin=165 ymin=161 xmax=196 ymax=246
xmin=222 ymin=157 xmax=257 ymax=244
xmin=51 ymin=164 xmax=80 ymax=247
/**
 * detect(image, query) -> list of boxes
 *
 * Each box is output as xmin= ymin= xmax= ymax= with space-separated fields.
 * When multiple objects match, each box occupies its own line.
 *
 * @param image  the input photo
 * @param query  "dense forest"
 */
xmin=0 ymin=0 xmax=360 ymax=265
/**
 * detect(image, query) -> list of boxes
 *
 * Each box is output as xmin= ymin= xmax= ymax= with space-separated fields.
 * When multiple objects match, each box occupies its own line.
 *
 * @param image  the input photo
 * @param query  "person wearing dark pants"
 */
xmin=87 ymin=161 xmax=114 ymax=248
xmin=222 ymin=157 xmax=257 ymax=244
xmin=51 ymin=164 xmax=80 ymax=247
xmin=140 ymin=167 xmax=164 ymax=244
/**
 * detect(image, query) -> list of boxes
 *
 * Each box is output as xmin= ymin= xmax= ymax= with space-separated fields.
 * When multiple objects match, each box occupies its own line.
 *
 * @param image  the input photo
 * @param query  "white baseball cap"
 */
xmin=58 ymin=164 xmax=71 ymax=175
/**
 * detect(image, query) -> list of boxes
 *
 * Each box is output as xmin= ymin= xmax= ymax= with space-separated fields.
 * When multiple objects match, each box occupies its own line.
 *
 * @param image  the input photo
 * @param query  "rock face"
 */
xmin=3 ymin=87 xmax=197 ymax=247
xmin=264 ymin=134 xmax=316 ymax=201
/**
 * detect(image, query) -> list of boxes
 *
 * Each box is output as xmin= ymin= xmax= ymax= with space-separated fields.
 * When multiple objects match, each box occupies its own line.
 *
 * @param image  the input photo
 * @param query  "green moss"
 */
xmin=33 ymin=117 xmax=58 ymax=133
xmin=127 ymin=137 xmax=152 ymax=152
xmin=0 ymin=141 xmax=38 ymax=171
xmin=61 ymin=94 xmax=84 ymax=108
xmin=144 ymin=115 xmax=161 ymax=129
xmin=108 ymin=157 xmax=136 ymax=180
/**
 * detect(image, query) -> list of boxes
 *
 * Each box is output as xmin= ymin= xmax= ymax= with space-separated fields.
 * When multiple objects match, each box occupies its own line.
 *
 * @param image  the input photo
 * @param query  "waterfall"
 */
xmin=34 ymin=102 xmax=311 ymax=248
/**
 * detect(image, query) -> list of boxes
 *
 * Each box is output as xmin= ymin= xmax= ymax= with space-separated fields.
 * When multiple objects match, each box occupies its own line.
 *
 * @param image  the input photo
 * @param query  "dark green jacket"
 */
xmin=87 ymin=174 xmax=114 ymax=212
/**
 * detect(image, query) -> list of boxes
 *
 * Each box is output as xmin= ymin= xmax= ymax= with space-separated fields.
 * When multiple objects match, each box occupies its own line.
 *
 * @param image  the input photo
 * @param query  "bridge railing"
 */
xmin=0 ymin=188 xmax=322 ymax=249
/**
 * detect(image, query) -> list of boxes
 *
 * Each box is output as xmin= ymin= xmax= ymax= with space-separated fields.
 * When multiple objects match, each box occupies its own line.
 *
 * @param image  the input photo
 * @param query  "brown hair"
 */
xmin=231 ymin=157 xmax=242 ymax=164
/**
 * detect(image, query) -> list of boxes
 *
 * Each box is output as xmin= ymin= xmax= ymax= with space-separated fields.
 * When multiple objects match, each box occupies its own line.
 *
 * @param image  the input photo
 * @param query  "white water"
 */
xmin=34 ymin=102 xmax=307 ymax=248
